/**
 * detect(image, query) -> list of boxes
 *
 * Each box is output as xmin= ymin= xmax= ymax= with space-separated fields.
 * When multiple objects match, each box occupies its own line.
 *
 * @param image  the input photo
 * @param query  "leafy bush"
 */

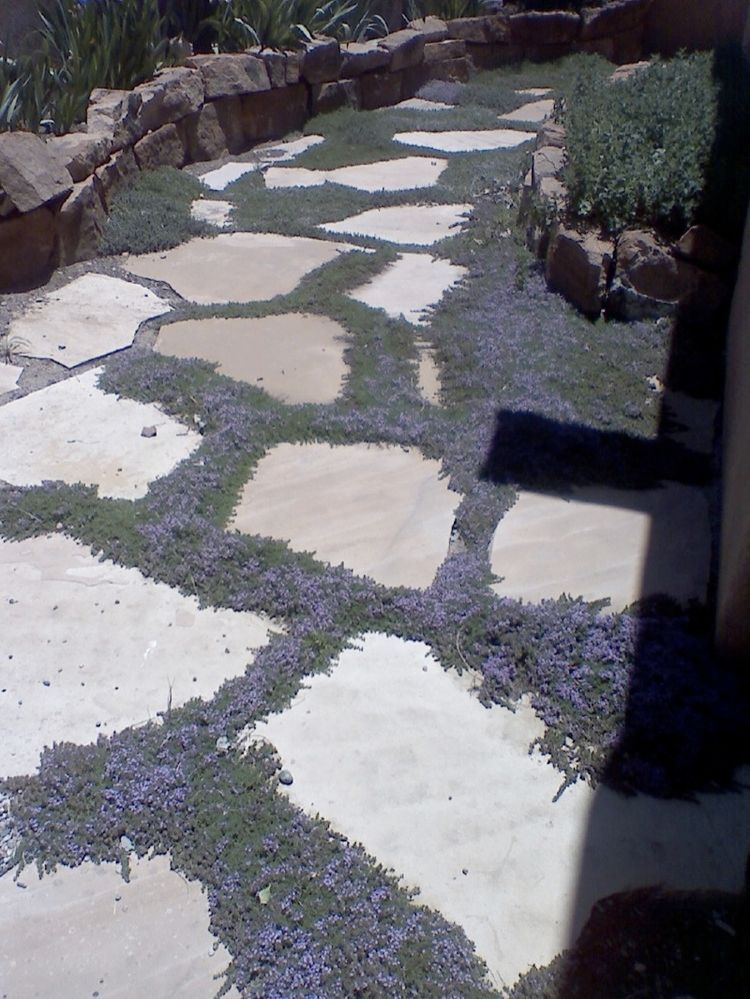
xmin=563 ymin=53 xmax=718 ymax=235
xmin=406 ymin=0 xmax=492 ymax=19
xmin=205 ymin=0 xmax=386 ymax=50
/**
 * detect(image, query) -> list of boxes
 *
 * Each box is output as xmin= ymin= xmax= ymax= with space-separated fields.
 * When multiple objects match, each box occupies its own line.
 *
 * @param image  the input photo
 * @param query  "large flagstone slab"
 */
xmin=500 ymin=98 xmax=555 ymax=123
xmin=321 ymin=204 xmax=471 ymax=247
xmin=264 ymin=156 xmax=447 ymax=193
xmin=348 ymin=252 xmax=466 ymax=324
xmin=391 ymin=97 xmax=455 ymax=111
xmin=417 ymin=345 xmax=441 ymax=404
xmin=0 ymin=362 xmax=22 ymax=396
xmin=123 ymin=233 xmax=360 ymax=304
xmin=256 ymin=631 xmax=750 ymax=989
xmin=199 ymin=134 xmax=325 ymax=190
xmin=490 ymin=485 xmax=710 ymax=611
xmin=0 ymin=367 xmax=200 ymax=500
xmin=10 ymin=274 xmax=170 ymax=369
xmin=0 ymin=854 xmax=240 ymax=998
xmin=190 ymin=198 xmax=233 ymax=228
xmin=0 ymin=533 xmax=278 ymax=777
xmin=393 ymin=128 xmax=532 ymax=153
xmin=155 ymin=313 xmax=347 ymax=403
xmin=229 ymin=442 xmax=460 ymax=588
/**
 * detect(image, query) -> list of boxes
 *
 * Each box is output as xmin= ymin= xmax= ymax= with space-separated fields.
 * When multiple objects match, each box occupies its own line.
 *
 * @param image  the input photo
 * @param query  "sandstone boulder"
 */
xmin=532 ymin=145 xmax=564 ymax=184
xmin=360 ymin=70 xmax=403 ymax=110
xmin=510 ymin=10 xmax=581 ymax=45
xmin=580 ymin=0 xmax=650 ymax=39
xmin=0 ymin=206 xmax=56 ymax=290
xmin=378 ymin=29 xmax=426 ymax=72
xmin=537 ymin=121 xmax=566 ymax=149
xmin=427 ymin=57 xmax=472 ymax=83
xmin=285 ymin=51 xmax=303 ymax=85
xmin=184 ymin=54 xmax=269 ymax=100
xmin=424 ymin=39 xmax=466 ymax=63
xmin=675 ymin=224 xmax=736 ymax=272
xmin=407 ymin=17 xmax=449 ymax=42
xmin=609 ymin=59 xmax=650 ymax=82
xmin=546 ymin=226 xmax=614 ymax=317
xmin=95 ymin=147 xmax=139 ymax=208
xmin=249 ymin=48 xmax=286 ymax=87
xmin=181 ymin=104 xmax=229 ymax=162
xmin=446 ymin=14 xmax=509 ymax=43
xmin=0 ymin=132 xmax=72 ymax=213
xmin=57 ymin=175 xmax=107 ymax=266
xmin=135 ymin=67 xmax=204 ymax=133
xmin=49 ymin=131 xmax=112 ymax=183
xmin=301 ymin=37 xmax=341 ymax=84
xmin=87 ymin=88 xmax=144 ymax=151
xmin=133 ymin=123 xmax=186 ymax=172
xmin=312 ymin=79 xmax=361 ymax=115
xmin=241 ymin=85 xmax=308 ymax=143
xmin=340 ymin=40 xmax=391 ymax=77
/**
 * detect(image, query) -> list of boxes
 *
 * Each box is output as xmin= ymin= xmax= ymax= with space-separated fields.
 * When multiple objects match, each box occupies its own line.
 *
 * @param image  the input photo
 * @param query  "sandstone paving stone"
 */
xmin=0 ymin=853 xmax=240 ymax=997
xmin=198 ymin=134 xmax=324 ymax=190
xmin=515 ymin=87 xmax=552 ymax=96
xmin=321 ymin=203 xmax=471 ymax=246
xmin=348 ymin=251 xmax=466 ymax=324
xmin=229 ymin=443 xmax=461 ymax=588
xmin=0 ymin=367 xmax=200 ymax=500
xmin=389 ymin=97 xmax=454 ymax=110
xmin=256 ymin=631 xmax=750 ymax=988
xmin=190 ymin=198 xmax=233 ymax=227
xmin=0 ymin=534 xmax=279 ymax=778
xmin=417 ymin=345 xmax=441 ymax=404
xmin=264 ymin=155 xmax=447 ymax=192
xmin=500 ymin=98 xmax=555 ymax=123
xmin=0 ymin=363 xmax=22 ymax=396
xmin=155 ymin=313 xmax=348 ymax=403
xmin=489 ymin=484 xmax=711 ymax=612
xmin=393 ymin=128 xmax=532 ymax=153
xmin=10 ymin=273 xmax=171 ymax=368
xmin=123 ymin=232 xmax=361 ymax=304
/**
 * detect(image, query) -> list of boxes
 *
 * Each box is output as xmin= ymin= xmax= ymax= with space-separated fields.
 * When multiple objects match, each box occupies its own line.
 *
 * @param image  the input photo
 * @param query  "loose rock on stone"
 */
xmin=278 ymin=769 xmax=294 ymax=786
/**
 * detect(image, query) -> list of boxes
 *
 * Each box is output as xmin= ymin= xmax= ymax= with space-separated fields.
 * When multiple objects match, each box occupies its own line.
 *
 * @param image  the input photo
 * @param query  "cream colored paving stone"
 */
xmin=490 ymin=484 xmax=710 ymax=612
xmin=348 ymin=252 xmax=467 ymax=324
xmin=155 ymin=313 xmax=347 ymax=403
xmin=417 ymin=345 xmax=441 ymax=404
xmin=321 ymin=203 xmax=471 ymax=246
xmin=390 ymin=97 xmax=455 ymax=110
xmin=0 ymin=533 xmax=279 ymax=778
xmin=0 ymin=854 xmax=240 ymax=998
xmin=265 ymin=156 xmax=448 ymax=193
xmin=393 ymin=128 xmax=532 ymax=153
xmin=10 ymin=274 xmax=170 ymax=369
xmin=515 ymin=87 xmax=552 ymax=97
xmin=199 ymin=134 xmax=325 ymax=190
xmin=256 ymin=631 xmax=750 ymax=990
xmin=500 ymin=98 xmax=555 ymax=123
xmin=230 ymin=442 xmax=460 ymax=588
xmin=0 ymin=367 xmax=200 ymax=500
xmin=190 ymin=198 xmax=233 ymax=227
xmin=0 ymin=362 xmax=22 ymax=396
xmin=123 ymin=232 xmax=361 ymax=304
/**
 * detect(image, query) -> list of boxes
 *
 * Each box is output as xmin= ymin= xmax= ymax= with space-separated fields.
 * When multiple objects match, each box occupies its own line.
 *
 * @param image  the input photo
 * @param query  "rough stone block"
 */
xmin=575 ymin=35 xmax=616 ymax=59
xmin=48 ymin=131 xmax=112 ymax=183
xmin=311 ymin=79 xmax=361 ymax=114
xmin=510 ymin=10 xmax=581 ymax=45
xmin=401 ymin=62 xmax=430 ymax=98
xmin=56 ymin=174 xmax=107 ymax=266
xmin=378 ymin=29 xmax=426 ymax=72
xmin=359 ymin=69 xmax=403 ymax=110
xmin=340 ymin=40 xmax=391 ymax=77
xmin=241 ymin=84 xmax=308 ymax=143
xmin=407 ymin=16 xmax=449 ymax=42
xmin=425 ymin=57 xmax=472 ymax=84
xmin=302 ymin=37 xmax=341 ymax=84
xmin=87 ymin=88 xmax=144 ymax=151
xmin=95 ymin=146 xmax=139 ymax=208
xmin=424 ymin=39 xmax=466 ymax=63
xmin=134 ymin=122 xmax=186 ymax=172
xmin=447 ymin=14 xmax=509 ymax=43
xmin=532 ymin=145 xmax=564 ymax=183
xmin=523 ymin=42 xmax=574 ymax=63
xmin=181 ymin=103 xmax=229 ymax=162
xmin=466 ymin=41 xmax=524 ymax=69
xmin=0 ymin=132 xmax=72 ymax=213
xmin=0 ymin=206 xmax=56 ymax=291
xmin=212 ymin=96 xmax=246 ymax=154
xmin=546 ymin=225 xmax=614 ymax=317
xmin=537 ymin=120 xmax=566 ymax=148
xmin=675 ymin=224 xmax=736 ymax=272
xmin=580 ymin=0 xmax=650 ymax=40
xmin=285 ymin=51 xmax=303 ymax=85
xmin=249 ymin=47 xmax=286 ymax=87
xmin=134 ymin=67 xmax=204 ymax=132
xmin=184 ymin=54 xmax=270 ymax=99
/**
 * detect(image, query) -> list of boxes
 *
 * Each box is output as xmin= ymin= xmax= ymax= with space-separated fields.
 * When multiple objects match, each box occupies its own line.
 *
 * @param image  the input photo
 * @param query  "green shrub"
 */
xmin=204 ymin=0 xmax=386 ymax=50
xmin=406 ymin=0 xmax=491 ymax=18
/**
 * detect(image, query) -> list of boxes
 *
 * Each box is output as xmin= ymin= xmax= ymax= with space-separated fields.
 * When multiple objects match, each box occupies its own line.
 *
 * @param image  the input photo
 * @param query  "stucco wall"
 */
xmin=645 ymin=0 xmax=749 ymax=54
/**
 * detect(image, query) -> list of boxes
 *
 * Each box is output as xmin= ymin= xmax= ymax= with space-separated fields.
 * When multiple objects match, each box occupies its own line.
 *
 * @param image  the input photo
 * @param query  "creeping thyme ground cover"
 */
xmin=1 ymin=59 xmax=747 ymax=996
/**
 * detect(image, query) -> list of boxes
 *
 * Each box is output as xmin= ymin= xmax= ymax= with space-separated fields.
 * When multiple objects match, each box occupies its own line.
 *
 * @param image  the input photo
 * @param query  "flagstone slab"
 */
xmin=264 ymin=156 xmax=448 ymax=193
xmin=348 ymin=252 xmax=466 ymax=324
xmin=230 ymin=442 xmax=460 ymax=588
xmin=515 ymin=87 xmax=552 ymax=97
xmin=155 ymin=313 xmax=347 ymax=403
xmin=0 ymin=533 xmax=278 ymax=778
xmin=417 ymin=345 xmax=441 ymax=404
xmin=199 ymin=134 xmax=325 ymax=190
xmin=10 ymin=274 xmax=170 ymax=369
xmin=321 ymin=204 xmax=471 ymax=246
xmin=124 ymin=232 xmax=360 ymax=304
xmin=257 ymin=631 xmax=750 ymax=989
xmin=0 ymin=367 xmax=200 ymax=500
xmin=500 ymin=98 xmax=555 ymax=123
xmin=0 ymin=854 xmax=240 ymax=998
xmin=490 ymin=484 xmax=710 ymax=611
xmin=190 ymin=198 xmax=233 ymax=227
xmin=393 ymin=128 xmax=532 ymax=153
xmin=0 ymin=362 xmax=22 ymax=396
xmin=391 ymin=97 xmax=455 ymax=110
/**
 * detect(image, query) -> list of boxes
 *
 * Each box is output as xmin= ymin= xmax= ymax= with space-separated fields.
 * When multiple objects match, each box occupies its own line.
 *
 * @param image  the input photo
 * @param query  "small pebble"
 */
xmin=215 ymin=736 xmax=230 ymax=756
xmin=141 ymin=426 xmax=157 ymax=438
xmin=120 ymin=835 xmax=134 ymax=852
xmin=278 ymin=770 xmax=294 ymax=786
xmin=462 ymin=868 xmax=468 ymax=876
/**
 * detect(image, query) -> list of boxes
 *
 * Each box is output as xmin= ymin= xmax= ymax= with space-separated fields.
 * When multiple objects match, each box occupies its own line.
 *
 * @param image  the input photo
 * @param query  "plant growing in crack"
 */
xmin=0 ymin=332 xmax=29 ymax=364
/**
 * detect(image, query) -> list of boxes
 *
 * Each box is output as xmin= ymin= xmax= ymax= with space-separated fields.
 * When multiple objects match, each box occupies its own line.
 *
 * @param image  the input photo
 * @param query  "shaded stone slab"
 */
xmin=190 ymin=198 xmax=233 ymax=227
xmin=490 ymin=485 xmax=710 ymax=612
xmin=0 ymin=534 xmax=278 ymax=777
xmin=388 ymin=97 xmax=454 ymax=110
xmin=515 ymin=87 xmax=552 ymax=96
xmin=0 ymin=854 xmax=240 ymax=997
xmin=155 ymin=313 xmax=347 ymax=403
xmin=230 ymin=443 xmax=460 ymax=588
xmin=257 ymin=632 xmax=750 ymax=987
xmin=265 ymin=156 xmax=447 ymax=193
xmin=0 ymin=362 xmax=22 ymax=396
xmin=348 ymin=251 xmax=466 ymax=324
xmin=321 ymin=203 xmax=471 ymax=246
xmin=124 ymin=232 xmax=360 ymax=304
xmin=500 ymin=98 xmax=555 ymax=123
xmin=394 ymin=128 xmax=532 ymax=152
xmin=198 ymin=134 xmax=324 ymax=191
xmin=0 ymin=367 xmax=200 ymax=500
xmin=11 ymin=274 xmax=171 ymax=368
xmin=340 ymin=40 xmax=392 ymax=77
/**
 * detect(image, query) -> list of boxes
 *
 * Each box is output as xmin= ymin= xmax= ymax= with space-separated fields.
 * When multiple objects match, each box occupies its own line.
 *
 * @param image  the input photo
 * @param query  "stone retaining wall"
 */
xmin=0 ymin=0 xmax=652 ymax=291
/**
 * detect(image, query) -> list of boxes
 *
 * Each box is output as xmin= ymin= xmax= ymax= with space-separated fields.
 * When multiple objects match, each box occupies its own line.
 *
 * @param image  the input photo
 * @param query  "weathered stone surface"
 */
xmin=360 ymin=69 xmax=403 ymax=110
xmin=424 ymin=38 xmax=466 ymax=63
xmin=349 ymin=251 xmax=467 ymax=325
xmin=425 ymin=57 xmax=472 ymax=83
xmin=575 ymin=34 xmax=616 ymax=59
xmin=212 ymin=96 xmax=246 ymax=154
xmin=377 ymin=29 xmax=426 ymax=72
xmin=56 ymin=174 xmax=107 ymax=266
xmin=285 ymin=50 xmax=303 ymax=85
xmin=546 ymin=225 xmax=614 ymax=317
xmin=581 ymin=0 xmax=650 ymax=39
xmin=609 ymin=59 xmax=650 ymax=82
xmin=185 ymin=53 xmax=270 ymax=99
xmin=0 ymin=132 xmax=72 ymax=213
xmin=537 ymin=120 xmax=566 ymax=148
xmin=0 ymin=206 xmax=56 ymax=290
xmin=95 ymin=146 xmax=139 ymax=208
xmin=133 ymin=67 xmax=204 ymax=133
xmin=675 ymin=224 xmax=736 ymax=272
xmin=180 ymin=103 xmax=229 ymax=162
xmin=48 ymin=130 xmax=112 ymax=183
xmin=312 ymin=78 xmax=361 ymax=115
xmin=321 ymin=203 xmax=471 ymax=246
xmin=446 ymin=13 xmax=509 ymax=43
xmin=301 ymin=37 xmax=341 ymax=84
xmin=510 ymin=10 xmax=581 ymax=44
xmin=532 ymin=144 xmax=564 ymax=182
xmin=133 ymin=122 xmax=186 ymax=172
xmin=87 ymin=88 xmax=144 ymax=151
xmin=401 ymin=61 xmax=430 ymax=98
xmin=537 ymin=174 xmax=567 ymax=203
xmin=340 ymin=39 xmax=391 ymax=77
xmin=250 ymin=46 xmax=286 ymax=87
xmin=241 ymin=84 xmax=308 ymax=143
xmin=408 ymin=16 xmax=449 ymax=42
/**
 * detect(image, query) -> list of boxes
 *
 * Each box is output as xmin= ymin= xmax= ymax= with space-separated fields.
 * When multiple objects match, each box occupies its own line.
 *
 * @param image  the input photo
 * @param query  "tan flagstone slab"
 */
xmin=265 ymin=156 xmax=448 ymax=193
xmin=124 ymin=232 xmax=360 ymax=304
xmin=199 ymin=134 xmax=325 ymax=190
xmin=417 ymin=345 xmax=441 ymax=404
xmin=391 ymin=97 xmax=455 ymax=111
xmin=0 ymin=367 xmax=200 ymax=500
xmin=155 ymin=313 xmax=347 ymax=403
xmin=490 ymin=485 xmax=710 ymax=611
xmin=348 ymin=251 xmax=466 ymax=324
xmin=256 ymin=631 xmax=750 ymax=990
xmin=10 ymin=274 xmax=170 ymax=369
xmin=393 ymin=128 xmax=532 ymax=153
xmin=190 ymin=198 xmax=233 ymax=227
xmin=321 ymin=204 xmax=471 ymax=247
xmin=0 ymin=362 xmax=22 ymax=396
xmin=230 ymin=442 xmax=460 ymax=588
xmin=515 ymin=87 xmax=552 ymax=97
xmin=0 ymin=533 xmax=279 ymax=778
xmin=499 ymin=98 xmax=555 ymax=123
xmin=0 ymin=854 xmax=240 ymax=998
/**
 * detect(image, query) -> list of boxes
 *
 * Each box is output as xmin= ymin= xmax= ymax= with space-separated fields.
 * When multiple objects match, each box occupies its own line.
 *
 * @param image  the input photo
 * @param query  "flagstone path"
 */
xmin=0 ymin=75 xmax=745 ymax=998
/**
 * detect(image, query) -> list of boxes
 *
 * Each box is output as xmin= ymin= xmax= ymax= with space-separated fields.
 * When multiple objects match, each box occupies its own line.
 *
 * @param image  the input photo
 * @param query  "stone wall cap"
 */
xmin=0 ymin=131 xmax=73 ymax=214
xmin=407 ymin=16 xmax=450 ymax=42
